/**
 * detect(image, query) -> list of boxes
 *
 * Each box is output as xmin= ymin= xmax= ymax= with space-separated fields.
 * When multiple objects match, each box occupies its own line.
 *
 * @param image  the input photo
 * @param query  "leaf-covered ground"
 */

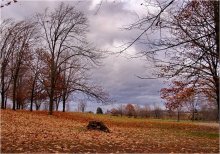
xmin=1 ymin=110 xmax=219 ymax=153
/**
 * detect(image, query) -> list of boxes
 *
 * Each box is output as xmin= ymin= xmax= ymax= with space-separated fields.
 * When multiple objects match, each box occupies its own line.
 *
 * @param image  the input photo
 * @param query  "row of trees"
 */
xmin=0 ymin=3 xmax=111 ymax=115
xmin=107 ymin=103 xmax=217 ymax=121
xmin=108 ymin=104 xmax=163 ymax=118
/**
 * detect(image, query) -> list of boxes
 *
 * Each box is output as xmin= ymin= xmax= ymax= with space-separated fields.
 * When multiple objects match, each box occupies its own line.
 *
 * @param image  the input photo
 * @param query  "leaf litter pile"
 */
xmin=1 ymin=110 xmax=219 ymax=153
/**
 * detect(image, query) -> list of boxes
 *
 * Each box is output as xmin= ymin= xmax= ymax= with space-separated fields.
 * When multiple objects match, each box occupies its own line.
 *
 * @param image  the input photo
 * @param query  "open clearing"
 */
xmin=1 ymin=109 xmax=219 ymax=153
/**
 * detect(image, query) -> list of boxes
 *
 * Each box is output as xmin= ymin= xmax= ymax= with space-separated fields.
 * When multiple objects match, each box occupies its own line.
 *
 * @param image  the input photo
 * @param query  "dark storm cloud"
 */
xmin=1 ymin=0 xmax=166 ymax=111
xmin=91 ymin=52 xmax=165 ymax=107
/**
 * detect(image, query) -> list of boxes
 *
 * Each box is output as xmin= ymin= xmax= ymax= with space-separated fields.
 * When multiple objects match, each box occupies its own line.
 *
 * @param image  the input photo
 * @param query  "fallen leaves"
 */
xmin=1 ymin=109 xmax=219 ymax=153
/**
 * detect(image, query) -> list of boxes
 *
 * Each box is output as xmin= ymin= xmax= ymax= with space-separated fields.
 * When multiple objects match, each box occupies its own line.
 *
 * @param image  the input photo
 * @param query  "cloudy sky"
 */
xmin=1 ymin=0 xmax=167 ymax=112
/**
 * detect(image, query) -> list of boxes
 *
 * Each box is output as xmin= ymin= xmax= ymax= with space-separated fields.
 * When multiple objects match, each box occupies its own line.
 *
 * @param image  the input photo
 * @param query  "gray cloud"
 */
xmin=1 ymin=0 xmax=166 ymax=111
xmin=87 ymin=1 xmax=142 ymax=49
xmin=91 ymin=53 xmax=165 ymax=107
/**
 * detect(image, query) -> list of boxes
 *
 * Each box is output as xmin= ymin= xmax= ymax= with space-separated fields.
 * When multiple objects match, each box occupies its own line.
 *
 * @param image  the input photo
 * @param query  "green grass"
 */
xmin=189 ymin=131 xmax=219 ymax=138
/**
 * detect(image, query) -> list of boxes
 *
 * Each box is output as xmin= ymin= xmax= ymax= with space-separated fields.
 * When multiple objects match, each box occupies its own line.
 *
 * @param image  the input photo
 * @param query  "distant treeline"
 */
xmin=105 ymin=104 xmax=218 ymax=121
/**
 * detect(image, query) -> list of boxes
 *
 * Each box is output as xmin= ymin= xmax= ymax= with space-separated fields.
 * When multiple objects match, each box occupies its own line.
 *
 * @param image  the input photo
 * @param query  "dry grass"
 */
xmin=1 ymin=109 xmax=219 ymax=153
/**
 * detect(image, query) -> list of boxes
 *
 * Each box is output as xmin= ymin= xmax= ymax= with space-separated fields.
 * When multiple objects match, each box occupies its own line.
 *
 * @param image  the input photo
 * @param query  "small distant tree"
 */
xmin=117 ymin=104 xmax=124 ymax=117
xmin=125 ymin=104 xmax=135 ymax=117
xmin=78 ymin=99 xmax=87 ymax=112
xmin=110 ymin=108 xmax=119 ymax=116
xmin=96 ymin=107 xmax=103 ymax=114
xmin=199 ymin=102 xmax=217 ymax=121
xmin=143 ymin=105 xmax=151 ymax=118
xmin=153 ymin=105 xmax=163 ymax=119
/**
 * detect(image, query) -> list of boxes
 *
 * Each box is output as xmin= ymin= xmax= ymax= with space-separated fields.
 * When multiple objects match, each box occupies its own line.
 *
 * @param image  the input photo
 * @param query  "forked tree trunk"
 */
xmin=49 ymin=74 xmax=55 ymax=115
xmin=49 ymin=60 xmax=56 ymax=115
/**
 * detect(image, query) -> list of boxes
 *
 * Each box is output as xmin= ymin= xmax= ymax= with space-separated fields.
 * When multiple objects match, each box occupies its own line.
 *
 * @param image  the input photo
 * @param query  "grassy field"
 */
xmin=1 ymin=109 xmax=219 ymax=153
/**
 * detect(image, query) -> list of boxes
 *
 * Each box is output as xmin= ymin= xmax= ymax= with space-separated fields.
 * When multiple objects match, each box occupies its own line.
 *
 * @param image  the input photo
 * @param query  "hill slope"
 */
xmin=1 ymin=110 xmax=219 ymax=153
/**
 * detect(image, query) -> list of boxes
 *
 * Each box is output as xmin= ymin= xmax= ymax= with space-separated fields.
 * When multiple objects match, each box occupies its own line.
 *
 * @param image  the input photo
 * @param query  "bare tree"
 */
xmin=157 ymin=1 xmax=219 ymax=119
xmin=27 ymin=49 xmax=42 ymax=111
xmin=59 ymin=54 xmax=83 ymax=112
xmin=126 ymin=1 xmax=219 ymax=119
xmin=77 ymin=99 xmax=87 ymax=112
xmin=36 ymin=3 xmax=102 ymax=115
xmin=0 ymin=19 xmax=38 ymax=110
xmin=9 ymin=21 xmax=38 ymax=110
xmin=0 ymin=19 xmax=15 ymax=109
xmin=117 ymin=104 xmax=124 ymax=117
xmin=153 ymin=104 xmax=163 ymax=119
xmin=143 ymin=104 xmax=151 ymax=118
xmin=185 ymin=95 xmax=199 ymax=121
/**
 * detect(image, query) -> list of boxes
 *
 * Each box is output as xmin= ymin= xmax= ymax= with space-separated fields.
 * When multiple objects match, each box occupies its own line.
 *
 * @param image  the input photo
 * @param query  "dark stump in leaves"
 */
xmin=87 ymin=121 xmax=110 ymax=133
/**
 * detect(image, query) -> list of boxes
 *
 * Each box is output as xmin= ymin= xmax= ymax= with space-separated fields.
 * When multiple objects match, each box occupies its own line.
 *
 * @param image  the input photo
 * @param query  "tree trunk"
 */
xmin=49 ymin=57 xmax=56 ymax=115
xmin=30 ymin=98 xmax=33 ymax=111
xmin=213 ymin=0 xmax=219 ymax=121
xmin=62 ymin=99 xmax=66 ymax=112
xmin=49 ymin=92 xmax=54 ymax=115
xmin=1 ymin=90 xmax=5 ymax=109
xmin=62 ymin=92 xmax=66 ymax=112
xmin=1 ymin=65 xmax=5 ymax=109
xmin=35 ymin=101 xmax=40 ymax=111
xmin=56 ymin=98 xmax=59 ymax=111
xmin=30 ymin=77 xmax=36 ymax=111
xmin=17 ymin=99 xmax=21 ymax=109
xmin=192 ymin=110 xmax=195 ymax=121
xmin=57 ymin=96 xmax=62 ymax=111
xmin=215 ymin=81 xmax=219 ymax=120
xmin=12 ymin=77 xmax=17 ymax=110
xmin=177 ymin=108 xmax=180 ymax=122
xmin=4 ymin=95 xmax=7 ymax=109
xmin=49 ymin=77 xmax=55 ymax=115
xmin=12 ymin=66 xmax=20 ymax=111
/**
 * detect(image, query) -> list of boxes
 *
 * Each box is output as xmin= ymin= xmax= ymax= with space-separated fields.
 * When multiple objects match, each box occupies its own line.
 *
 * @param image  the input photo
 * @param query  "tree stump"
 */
xmin=86 ymin=121 xmax=110 ymax=133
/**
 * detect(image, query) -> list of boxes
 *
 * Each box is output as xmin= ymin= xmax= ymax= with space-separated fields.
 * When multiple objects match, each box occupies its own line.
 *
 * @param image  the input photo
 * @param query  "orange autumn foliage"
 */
xmin=160 ymin=80 xmax=195 ymax=110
